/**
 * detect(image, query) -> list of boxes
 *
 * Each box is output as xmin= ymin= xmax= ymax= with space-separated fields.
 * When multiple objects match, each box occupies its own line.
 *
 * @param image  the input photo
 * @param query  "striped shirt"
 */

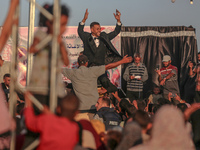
xmin=123 ymin=63 xmax=148 ymax=92
xmin=160 ymin=65 xmax=180 ymax=95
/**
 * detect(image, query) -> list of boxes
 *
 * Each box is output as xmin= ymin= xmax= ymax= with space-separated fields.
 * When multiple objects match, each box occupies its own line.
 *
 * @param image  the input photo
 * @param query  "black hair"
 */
xmin=125 ymin=105 xmax=136 ymax=117
xmin=59 ymin=92 xmax=79 ymax=120
xmin=132 ymin=110 xmax=151 ymax=129
xmin=39 ymin=4 xmax=70 ymax=27
xmin=136 ymin=100 xmax=146 ymax=111
xmin=90 ymin=22 xmax=100 ymax=28
xmin=157 ymin=98 xmax=172 ymax=106
xmin=101 ymin=96 xmax=111 ymax=107
xmin=198 ymin=52 xmax=200 ymax=55
xmin=119 ymin=98 xmax=135 ymax=115
xmin=3 ymin=73 xmax=10 ymax=79
xmin=78 ymin=55 xmax=88 ymax=66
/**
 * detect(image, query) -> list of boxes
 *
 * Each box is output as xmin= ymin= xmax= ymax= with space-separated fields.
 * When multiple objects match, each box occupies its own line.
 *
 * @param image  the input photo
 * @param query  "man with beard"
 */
xmin=123 ymin=53 xmax=148 ymax=102
xmin=156 ymin=55 xmax=180 ymax=99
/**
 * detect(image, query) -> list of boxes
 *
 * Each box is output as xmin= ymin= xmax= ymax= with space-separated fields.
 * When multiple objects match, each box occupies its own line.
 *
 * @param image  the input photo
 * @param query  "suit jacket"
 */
xmin=78 ymin=22 xmax=122 ymax=66
xmin=1 ymin=82 xmax=9 ymax=102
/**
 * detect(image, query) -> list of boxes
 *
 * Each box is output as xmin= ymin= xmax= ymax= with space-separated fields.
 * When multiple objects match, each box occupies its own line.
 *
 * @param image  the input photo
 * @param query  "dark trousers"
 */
xmin=195 ymin=91 xmax=200 ymax=103
xmin=126 ymin=90 xmax=143 ymax=102
xmin=98 ymin=72 xmax=117 ymax=93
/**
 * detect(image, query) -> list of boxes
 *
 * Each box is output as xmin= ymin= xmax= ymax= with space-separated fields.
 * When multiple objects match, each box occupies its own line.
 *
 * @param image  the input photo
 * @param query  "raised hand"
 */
xmin=188 ymin=61 xmax=194 ymax=68
xmin=122 ymin=55 xmax=133 ymax=63
xmin=155 ymin=69 xmax=161 ymax=76
xmin=113 ymin=9 xmax=121 ymax=23
xmin=82 ymin=9 xmax=89 ymax=23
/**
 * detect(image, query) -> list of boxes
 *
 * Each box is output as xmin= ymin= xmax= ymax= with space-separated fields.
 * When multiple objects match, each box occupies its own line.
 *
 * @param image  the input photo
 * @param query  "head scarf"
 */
xmin=130 ymin=105 xmax=195 ymax=150
xmin=116 ymin=121 xmax=142 ymax=150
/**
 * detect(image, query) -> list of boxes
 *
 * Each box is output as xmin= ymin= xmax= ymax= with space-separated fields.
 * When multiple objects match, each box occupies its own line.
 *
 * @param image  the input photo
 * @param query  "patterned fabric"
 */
xmin=123 ymin=63 xmax=148 ymax=92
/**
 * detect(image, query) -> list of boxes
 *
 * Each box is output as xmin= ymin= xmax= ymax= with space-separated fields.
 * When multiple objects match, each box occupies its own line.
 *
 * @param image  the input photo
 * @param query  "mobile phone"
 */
xmin=171 ymin=93 xmax=176 ymax=98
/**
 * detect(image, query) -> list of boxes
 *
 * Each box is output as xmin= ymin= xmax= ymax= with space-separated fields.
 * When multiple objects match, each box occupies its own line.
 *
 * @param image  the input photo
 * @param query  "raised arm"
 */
xmin=105 ymin=55 xmax=132 ymax=70
xmin=107 ymin=10 xmax=122 ymax=40
xmin=113 ymin=9 xmax=121 ymax=24
xmin=81 ymin=9 xmax=89 ymax=24
xmin=0 ymin=0 xmax=19 ymax=53
xmin=188 ymin=61 xmax=196 ymax=77
xmin=78 ymin=9 xmax=89 ymax=40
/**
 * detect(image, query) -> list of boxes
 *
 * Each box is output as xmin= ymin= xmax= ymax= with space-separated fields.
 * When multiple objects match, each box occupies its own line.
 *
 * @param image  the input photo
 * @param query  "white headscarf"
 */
xmin=130 ymin=105 xmax=195 ymax=150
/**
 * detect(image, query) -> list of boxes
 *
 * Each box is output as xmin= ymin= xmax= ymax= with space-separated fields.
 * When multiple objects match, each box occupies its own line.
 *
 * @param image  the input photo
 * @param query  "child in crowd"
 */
xmin=148 ymin=85 xmax=163 ymax=104
xmin=27 ymin=4 xmax=69 ymax=110
xmin=24 ymin=91 xmax=79 ymax=150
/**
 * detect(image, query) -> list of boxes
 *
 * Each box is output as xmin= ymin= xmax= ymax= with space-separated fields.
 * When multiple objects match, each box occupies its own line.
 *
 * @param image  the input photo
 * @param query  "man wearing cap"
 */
xmin=123 ymin=53 xmax=148 ymax=102
xmin=62 ymin=55 xmax=132 ymax=120
xmin=156 ymin=55 xmax=180 ymax=99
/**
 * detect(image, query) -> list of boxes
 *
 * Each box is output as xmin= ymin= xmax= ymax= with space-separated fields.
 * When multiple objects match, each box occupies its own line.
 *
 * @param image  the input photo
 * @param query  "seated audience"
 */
xmin=104 ymin=129 xmax=122 ymax=150
xmin=78 ymin=119 xmax=106 ymax=150
xmin=1 ymin=73 xmax=10 ymax=102
xmin=129 ymin=105 xmax=195 ymax=150
xmin=116 ymin=122 xmax=142 ymax=150
xmin=94 ymin=96 xmax=122 ymax=130
xmin=132 ymin=110 xmax=152 ymax=144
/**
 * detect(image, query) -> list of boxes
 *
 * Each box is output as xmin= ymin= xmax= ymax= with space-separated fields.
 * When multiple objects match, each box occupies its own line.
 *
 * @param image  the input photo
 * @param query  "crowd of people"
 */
xmin=0 ymin=1 xmax=200 ymax=150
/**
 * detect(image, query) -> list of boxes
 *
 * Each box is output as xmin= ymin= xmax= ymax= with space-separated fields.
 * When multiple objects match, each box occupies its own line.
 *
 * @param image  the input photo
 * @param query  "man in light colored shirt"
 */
xmin=62 ymin=55 xmax=132 ymax=120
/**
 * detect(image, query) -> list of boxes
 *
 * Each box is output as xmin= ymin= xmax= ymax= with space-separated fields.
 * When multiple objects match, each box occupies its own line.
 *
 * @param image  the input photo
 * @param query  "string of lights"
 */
xmin=171 ymin=0 xmax=193 ymax=4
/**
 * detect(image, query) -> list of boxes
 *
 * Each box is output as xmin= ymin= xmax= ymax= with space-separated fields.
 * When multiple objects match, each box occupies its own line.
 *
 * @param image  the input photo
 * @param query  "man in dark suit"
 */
xmin=1 ymin=73 xmax=10 ymax=102
xmin=78 ymin=9 xmax=123 ymax=93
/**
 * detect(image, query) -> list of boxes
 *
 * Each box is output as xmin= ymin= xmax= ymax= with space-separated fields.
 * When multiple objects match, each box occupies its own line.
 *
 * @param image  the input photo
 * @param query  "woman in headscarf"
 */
xmin=116 ymin=121 xmax=142 ymax=150
xmin=130 ymin=105 xmax=195 ymax=150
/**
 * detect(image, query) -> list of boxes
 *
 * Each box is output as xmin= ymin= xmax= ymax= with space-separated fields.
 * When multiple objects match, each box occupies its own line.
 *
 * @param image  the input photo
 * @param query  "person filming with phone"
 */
xmin=155 ymin=55 xmax=180 ymax=99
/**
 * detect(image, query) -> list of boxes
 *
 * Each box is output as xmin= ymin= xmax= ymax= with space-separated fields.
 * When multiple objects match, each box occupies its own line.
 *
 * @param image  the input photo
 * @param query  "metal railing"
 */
xmin=9 ymin=0 xmax=61 ymax=149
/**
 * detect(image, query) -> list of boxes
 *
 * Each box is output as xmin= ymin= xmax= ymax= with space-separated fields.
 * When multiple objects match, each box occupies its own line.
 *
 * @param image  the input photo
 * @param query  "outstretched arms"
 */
xmin=105 ymin=55 xmax=132 ymax=70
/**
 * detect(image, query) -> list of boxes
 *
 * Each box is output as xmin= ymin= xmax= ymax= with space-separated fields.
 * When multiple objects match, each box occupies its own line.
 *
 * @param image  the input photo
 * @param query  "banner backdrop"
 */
xmin=121 ymin=26 xmax=198 ymax=103
xmin=0 ymin=26 xmax=121 ymax=87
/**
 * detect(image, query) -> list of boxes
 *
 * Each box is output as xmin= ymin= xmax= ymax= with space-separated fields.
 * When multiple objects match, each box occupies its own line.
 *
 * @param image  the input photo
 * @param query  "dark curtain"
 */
xmin=121 ymin=26 xmax=198 ymax=103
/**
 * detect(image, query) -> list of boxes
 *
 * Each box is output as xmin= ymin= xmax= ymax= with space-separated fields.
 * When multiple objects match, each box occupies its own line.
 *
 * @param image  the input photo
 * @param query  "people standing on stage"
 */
xmin=123 ymin=53 xmax=148 ymax=102
xmin=189 ymin=52 xmax=200 ymax=102
xmin=156 ymin=55 xmax=180 ymax=99
xmin=78 ymin=9 xmax=123 ymax=93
